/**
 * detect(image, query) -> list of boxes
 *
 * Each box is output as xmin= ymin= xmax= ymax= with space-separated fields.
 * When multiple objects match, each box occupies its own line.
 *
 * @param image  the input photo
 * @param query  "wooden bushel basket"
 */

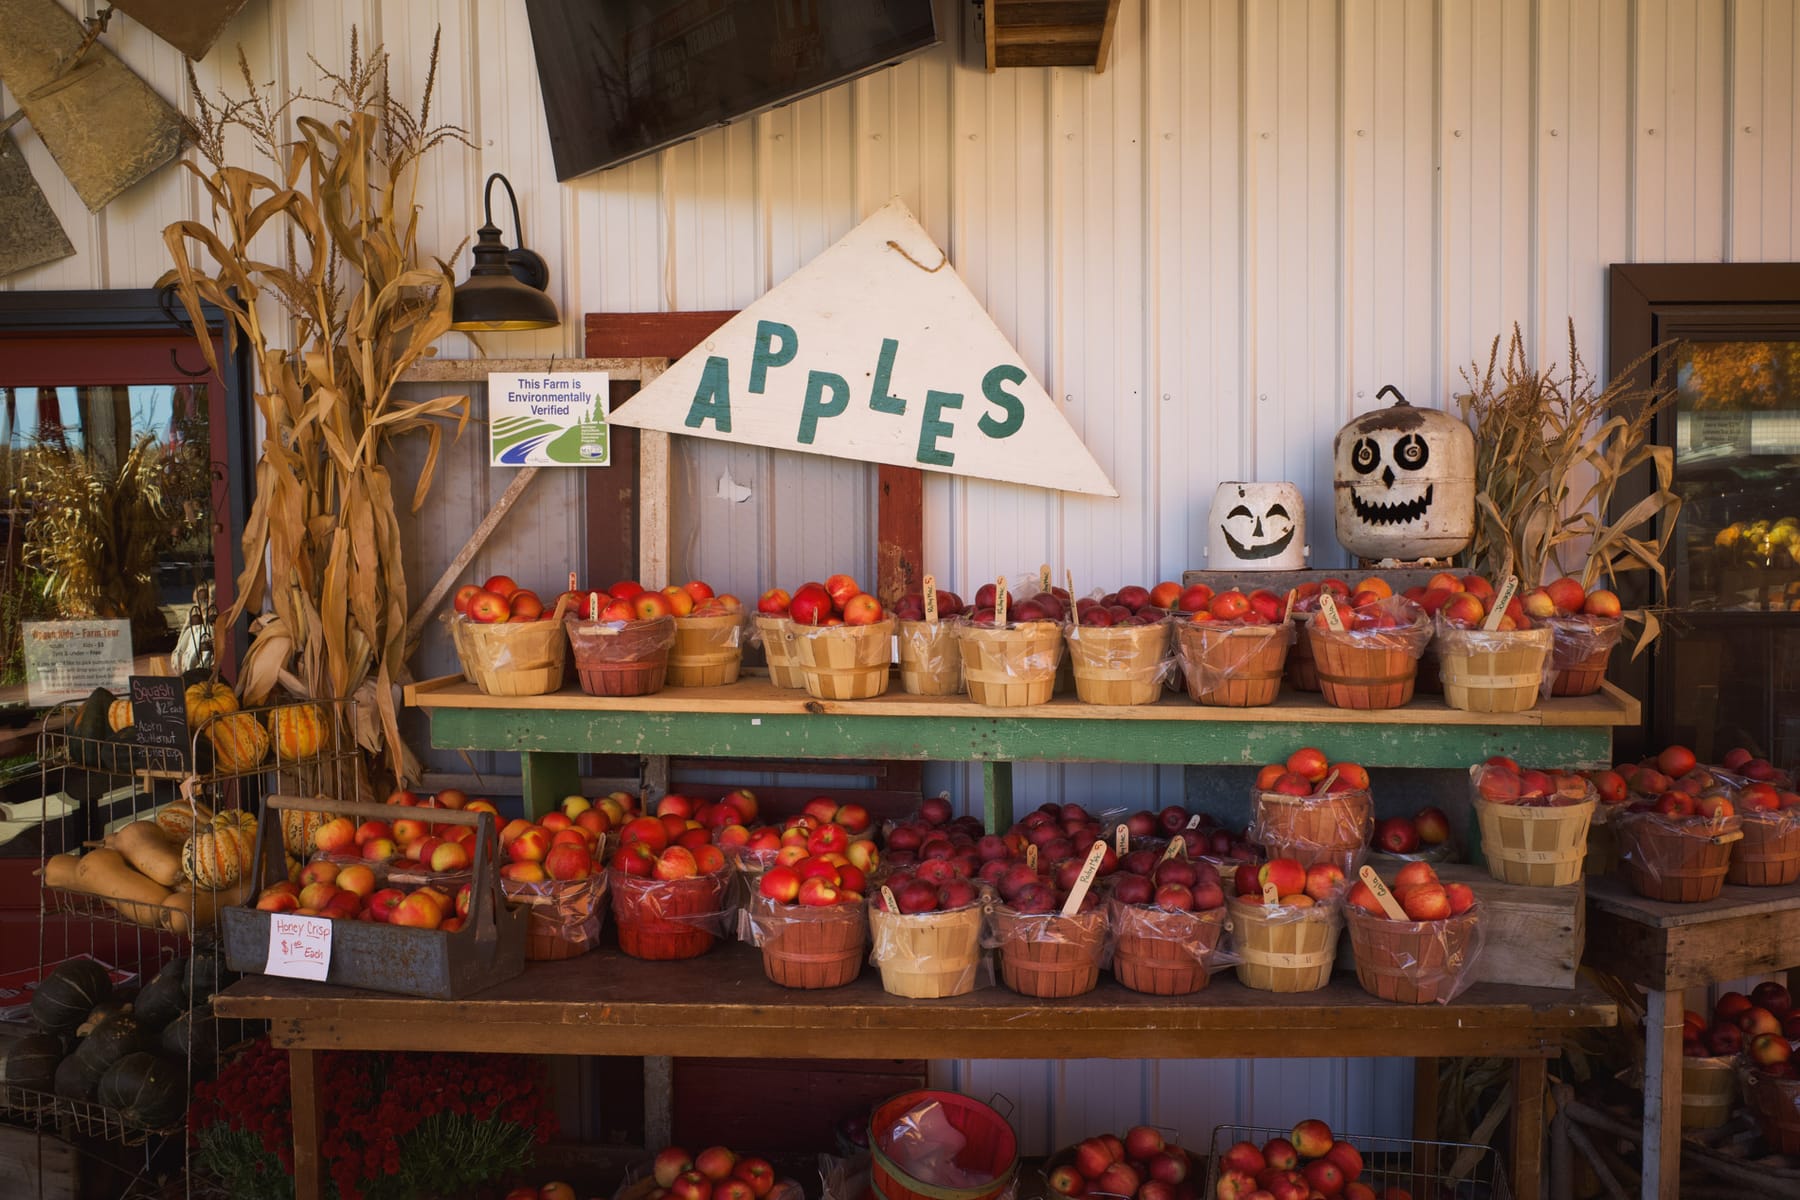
xmin=794 ymin=619 xmax=895 ymax=701
xmin=753 ymin=615 xmax=805 ymax=689
xmin=450 ymin=615 xmax=567 ymax=696
xmin=1437 ymin=625 xmax=1551 ymax=714
xmin=897 ymin=620 xmax=962 ymax=696
xmin=957 ymin=623 xmax=1064 ymax=708
xmin=868 ymin=902 xmax=985 ymax=998
xmin=1472 ymin=795 xmax=1596 ymax=888
xmin=1344 ymin=907 xmax=1482 ymax=1005
xmin=609 ymin=868 xmax=730 ymax=959
xmin=1065 ymin=622 xmax=1169 ymax=706
xmin=565 ymin=615 xmax=675 ymax=697
xmin=1547 ymin=615 xmax=1622 ymax=697
xmin=505 ymin=874 xmax=607 ymax=961
xmin=1252 ymin=788 xmax=1373 ymax=874
xmin=1617 ymin=813 xmax=1743 ymax=903
xmin=1726 ymin=812 xmax=1800 ymax=886
xmin=1682 ymin=1057 xmax=1736 ymax=1130
xmin=1745 ymin=1066 xmax=1800 ymax=1153
xmin=1108 ymin=900 xmax=1225 ymax=996
xmin=1176 ymin=622 xmax=1290 ymax=707
xmin=1309 ymin=618 xmax=1427 ymax=710
xmin=869 ymin=1090 xmax=1019 ymax=1200
xmin=751 ymin=895 xmax=867 ymax=988
xmin=1227 ymin=896 xmax=1337 ymax=993
xmin=667 ymin=614 xmax=743 ymax=687
xmin=990 ymin=906 xmax=1107 ymax=998
xmin=1285 ymin=615 xmax=1320 ymax=691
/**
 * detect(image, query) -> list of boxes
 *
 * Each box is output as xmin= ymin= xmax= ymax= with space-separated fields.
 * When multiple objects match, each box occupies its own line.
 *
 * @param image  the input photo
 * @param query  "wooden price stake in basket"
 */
xmin=1115 ymin=824 xmax=1130 ymax=857
xmin=1060 ymin=839 xmax=1109 ymax=918
xmin=1482 ymin=576 xmax=1519 ymax=632
xmin=1318 ymin=589 xmax=1345 ymax=632
xmin=994 ymin=576 xmax=1009 ymax=627
xmin=1039 ymin=563 xmax=1052 ymax=595
xmin=881 ymin=885 xmax=898 ymax=913
xmin=923 ymin=574 xmax=939 ymax=623
xmin=1283 ymin=588 xmax=1297 ymax=621
xmin=1261 ymin=877 xmax=1279 ymax=906
xmin=1026 ymin=843 xmax=1038 ymax=871
xmin=1161 ymin=837 xmax=1187 ymax=862
xmin=1357 ymin=865 xmax=1410 ymax=920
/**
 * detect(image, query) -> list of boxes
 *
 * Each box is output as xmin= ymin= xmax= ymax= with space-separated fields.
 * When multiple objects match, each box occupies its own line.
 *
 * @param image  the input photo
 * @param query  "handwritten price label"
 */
xmin=266 ymin=913 xmax=333 ymax=981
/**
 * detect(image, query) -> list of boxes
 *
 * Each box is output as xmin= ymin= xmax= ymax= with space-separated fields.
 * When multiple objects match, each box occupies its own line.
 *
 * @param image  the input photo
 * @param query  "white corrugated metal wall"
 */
xmin=7 ymin=0 xmax=1799 ymax=1150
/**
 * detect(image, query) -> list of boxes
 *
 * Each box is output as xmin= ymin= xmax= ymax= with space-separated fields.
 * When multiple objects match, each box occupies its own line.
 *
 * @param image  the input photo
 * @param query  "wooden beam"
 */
xmin=994 ymin=44 xmax=1102 ymax=68
xmin=1094 ymin=0 xmax=1122 ymax=72
xmin=399 ymin=357 xmax=663 ymax=383
xmin=584 ymin=311 xmax=738 ymax=360
xmin=993 ymin=22 xmax=1104 ymax=45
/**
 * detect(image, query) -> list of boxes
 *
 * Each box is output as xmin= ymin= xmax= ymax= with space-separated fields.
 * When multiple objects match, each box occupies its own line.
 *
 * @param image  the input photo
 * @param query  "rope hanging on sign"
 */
xmin=886 ymin=239 xmax=947 ymax=272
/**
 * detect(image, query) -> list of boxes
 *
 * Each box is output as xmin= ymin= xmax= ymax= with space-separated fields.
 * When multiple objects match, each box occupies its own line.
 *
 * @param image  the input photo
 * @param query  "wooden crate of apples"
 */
xmin=1208 ymin=1118 xmax=1457 ymax=1200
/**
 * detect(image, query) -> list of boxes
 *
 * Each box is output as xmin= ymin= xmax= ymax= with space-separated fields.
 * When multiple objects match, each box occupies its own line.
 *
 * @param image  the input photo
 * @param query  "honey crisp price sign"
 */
xmin=266 ymin=912 xmax=332 ymax=981
xmin=608 ymin=198 xmax=1116 ymax=497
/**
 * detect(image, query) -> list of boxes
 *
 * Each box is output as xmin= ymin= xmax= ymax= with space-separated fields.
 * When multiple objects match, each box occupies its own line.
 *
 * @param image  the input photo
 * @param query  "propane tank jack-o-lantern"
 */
xmin=1333 ymin=386 xmax=1475 ymax=561
xmin=1204 ymin=482 xmax=1309 ymax=570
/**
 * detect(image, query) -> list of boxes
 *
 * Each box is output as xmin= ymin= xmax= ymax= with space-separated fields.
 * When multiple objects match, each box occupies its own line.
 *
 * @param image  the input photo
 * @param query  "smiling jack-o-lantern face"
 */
xmin=1333 ymin=388 xmax=1475 ymax=559
xmin=1207 ymin=482 xmax=1308 ymax=570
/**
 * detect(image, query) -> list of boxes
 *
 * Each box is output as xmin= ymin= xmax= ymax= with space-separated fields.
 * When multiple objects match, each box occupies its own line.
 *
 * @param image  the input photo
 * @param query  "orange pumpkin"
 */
xmin=107 ymin=699 xmax=134 ymax=732
xmin=205 ymin=711 xmax=269 ymax=774
xmin=184 ymin=681 xmax=238 ymax=727
xmin=267 ymin=703 xmax=327 ymax=761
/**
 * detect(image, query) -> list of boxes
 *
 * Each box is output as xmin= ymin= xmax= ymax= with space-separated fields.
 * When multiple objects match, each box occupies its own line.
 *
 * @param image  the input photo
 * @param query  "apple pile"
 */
xmin=1470 ymin=757 xmax=1596 ymax=807
xmin=1615 ymin=750 xmax=1738 ymax=821
xmin=1313 ymin=590 xmax=1426 ymax=633
xmin=253 ymin=865 xmax=471 ymax=931
xmin=1111 ymin=853 xmax=1226 ymax=911
xmin=1618 ymin=744 xmax=1799 ymax=806
xmin=1001 ymin=803 xmax=1121 ymax=875
xmin=1122 ymin=805 xmax=1216 ymax=844
xmin=610 ymin=813 xmax=729 ymax=879
xmin=1073 ymin=581 xmax=1181 ymax=627
xmin=502 ymin=1183 xmax=578 ymax=1200
xmin=725 ymin=810 xmax=880 ymax=877
xmin=1519 ymin=576 xmax=1623 ymax=622
xmin=757 ymin=574 xmax=884 ymax=626
xmin=1046 ymin=1126 xmax=1194 ymax=1200
xmin=1687 ymin=984 xmax=1800 ymax=1069
xmin=1346 ymin=862 xmax=1473 ymax=922
xmin=1255 ymin=748 xmax=1372 ymax=798
xmin=994 ymin=861 xmax=1104 ymax=914
xmin=969 ymin=580 xmax=1073 ymax=626
xmin=649 ymin=1145 xmax=781 ymax=1200
xmin=893 ymin=589 xmax=967 ymax=622
xmin=1231 ymin=858 xmax=1343 ymax=906
xmin=495 ymin=809 xmax=601 ymax=885
xmin=1214 ymin=1119 xmax=1392 ymax=1200
xmin=871 ymin=870 xmax=981 ymax=914
xmin=1714 ymin=745 xmax=1794 ymax=786
xmin=452 ymin=574 xmax=554 ymax=623
xmin=1184 ymin=588 xmax=1285 ymax=626
xmin=1369 ymin=807 xmax=1451 ymax=855
xmin=757 ymin=850 xmax=868 ymax=906
xmin=312 ymin=813 xmax=474 ymax=870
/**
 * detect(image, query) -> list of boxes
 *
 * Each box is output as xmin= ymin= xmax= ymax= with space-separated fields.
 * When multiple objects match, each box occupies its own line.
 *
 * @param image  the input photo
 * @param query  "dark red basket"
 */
xmin=869 ymin=1090 xmax=1018 ymax=1200
xmin=608 ymin=869 xmax=728 ymax=960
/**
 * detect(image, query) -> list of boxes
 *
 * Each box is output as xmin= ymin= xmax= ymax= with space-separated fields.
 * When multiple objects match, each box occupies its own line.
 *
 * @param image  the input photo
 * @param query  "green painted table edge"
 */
xmin=417 ymin=691 xmax=1623 ymax=824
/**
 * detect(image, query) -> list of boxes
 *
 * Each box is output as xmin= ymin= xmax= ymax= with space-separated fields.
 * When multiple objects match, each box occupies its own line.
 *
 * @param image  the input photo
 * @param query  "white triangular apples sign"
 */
xmin=607 ymin=199 xmax=1117 ymax=497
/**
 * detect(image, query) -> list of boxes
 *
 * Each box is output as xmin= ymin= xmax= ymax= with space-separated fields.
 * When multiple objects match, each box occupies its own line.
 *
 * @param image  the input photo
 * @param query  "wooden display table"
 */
xmin=405 ymin=676 xmax=1638 ymax=823
xmin=1585 ymin=876 xmax=1800 ymax=1198
xmin=215 ymin=945 xmax=1617 ymax=1200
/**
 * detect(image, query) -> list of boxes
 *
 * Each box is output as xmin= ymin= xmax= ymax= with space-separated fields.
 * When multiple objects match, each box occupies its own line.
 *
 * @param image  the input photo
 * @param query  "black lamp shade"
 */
xmin=450 ymin=175 xmax=560 ymax=332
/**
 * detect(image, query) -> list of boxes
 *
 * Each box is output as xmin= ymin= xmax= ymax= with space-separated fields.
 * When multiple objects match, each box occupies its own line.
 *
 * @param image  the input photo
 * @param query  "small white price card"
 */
xmin=266 ymin=913 xmax=333 ymax=981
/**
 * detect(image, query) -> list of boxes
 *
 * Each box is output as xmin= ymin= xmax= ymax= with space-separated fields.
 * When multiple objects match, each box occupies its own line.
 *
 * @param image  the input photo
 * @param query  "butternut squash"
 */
xmin=161 ymin=878 xmax=252 ymax=936
xmin=113 ymin=821 xmax=183 ymax=888
xmin=74 ymin=849 xmax=170 ymax=927
xmin=40 ymin=853 xmax=80 ymax=889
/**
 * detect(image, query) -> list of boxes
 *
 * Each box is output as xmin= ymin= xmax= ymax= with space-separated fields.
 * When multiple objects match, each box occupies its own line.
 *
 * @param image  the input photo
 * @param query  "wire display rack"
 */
xmin=1203 ymin=1123 xmax=1512 ymax=1200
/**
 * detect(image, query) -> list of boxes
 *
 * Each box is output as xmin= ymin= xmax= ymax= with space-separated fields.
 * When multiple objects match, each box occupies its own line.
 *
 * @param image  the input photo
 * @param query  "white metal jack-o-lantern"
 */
xmin=1204 ymin=482 xmax=1309 ymax=570
xmin=1332 ymin=385 xmax=1476 ymax=561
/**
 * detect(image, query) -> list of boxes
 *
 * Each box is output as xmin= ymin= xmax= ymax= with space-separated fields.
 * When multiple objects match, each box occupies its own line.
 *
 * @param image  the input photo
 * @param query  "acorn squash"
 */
xmin=268 ymin=702 xmax=328 ymax=761
xmin=183 ymin=680 xmax=237 ymax=726
xmin=132 ymin=971 xmax=187 ymax=1031
xmin=98 ymin=1052 xmax=188 ymax=1128
xmin=0 ymin=1033 xmax=62 ymax=1091
xmin=72 ymin=1011 xmax=146 ymax=1077
xmin=31 ymin=959 xmax=112 ymax=1034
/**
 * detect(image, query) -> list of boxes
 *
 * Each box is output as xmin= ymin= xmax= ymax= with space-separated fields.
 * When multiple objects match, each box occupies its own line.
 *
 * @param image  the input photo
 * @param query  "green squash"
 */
xmin=70 ymin=688 xmax=114 ymax=767
xmin=159 ymin=1010 xmax=217 ymax=1076
xmin=77 ymin=998 xmax=131 ymax=1038
xmin=185 ymin=949 xmax=230 ymax=1007
xmin=53 ymin=1052 xmax=99 ymax=1101
xmin=98 ymin=1053 xmax=188 ymax=1128
xmin=0 ymin=1033 xmax=63 ymax=1091
xmin=32 ymin=959 xmax=113 ymax=1034
xmin=132 ymin=972 xmax=186 ymax=1032
xmin=72 ymin=1012 xmax=145 ymax=1077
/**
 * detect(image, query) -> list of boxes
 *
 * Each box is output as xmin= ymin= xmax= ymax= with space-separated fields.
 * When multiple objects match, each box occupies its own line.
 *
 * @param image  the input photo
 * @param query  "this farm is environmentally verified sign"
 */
xmin=489 ymin=371 xmax=611 ymax=466
xmin=607 ymin=199 xmax=1116 ymax=496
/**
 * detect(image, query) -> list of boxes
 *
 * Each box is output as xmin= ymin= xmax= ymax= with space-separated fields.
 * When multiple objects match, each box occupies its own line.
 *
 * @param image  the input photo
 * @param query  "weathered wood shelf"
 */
xmin=406 ymin=674 xmax=1637 ymax=823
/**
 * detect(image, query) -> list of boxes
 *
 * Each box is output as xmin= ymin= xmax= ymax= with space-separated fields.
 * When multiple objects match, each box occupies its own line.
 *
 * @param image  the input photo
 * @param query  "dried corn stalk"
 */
xmin=1457 ymin=323 xmax=1681 ymax=654
xmin=161 ymin=30 xmax=470 ymax=783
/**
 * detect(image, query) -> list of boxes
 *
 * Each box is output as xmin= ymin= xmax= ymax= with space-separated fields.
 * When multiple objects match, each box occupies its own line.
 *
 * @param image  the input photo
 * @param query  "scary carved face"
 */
xmin=1344 ymin=429 xmax=1435 ymax=526
xmin=1332 ymin=395 xmax=1475 ymax=559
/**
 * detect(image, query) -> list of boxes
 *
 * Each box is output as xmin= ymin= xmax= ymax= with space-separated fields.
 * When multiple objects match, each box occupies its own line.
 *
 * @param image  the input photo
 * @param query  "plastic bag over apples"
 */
xmin=879 ymin=1098 xmax=1007 ymax=1189
xmin=607 ymin=866 xmax=735 ymax=959
xmin=1248 ymin=785 xmax=1374 ymax=877
xmin=1343 ymin=905 xmax=1484 ymax=1005
xmin=818 ymin=1152 xmax=872 ymax=1200
xmin=1063 ymin=618 xmax=1178 ymax=706
xmin=895 ymin=618 xmax=963 ymax=697
xmin=737 ymin=890 xmax=868 ymax=946
xmin=866 ymin=893 xmax=995 ymax=997
xmin=1106 ymin=897 xmax=1236 ymax=968
xmin=1174 ymin=617 xmax=1294 ymax=706
xmin=1432 ymin=618 xmax=1555 ymax=698
xmin=1739 ymin=1060 xmax=1800 ymax=1153
xmin=1615 ymin=809 xmax=1743 ymax=903
xmin=1545 ymin=612 xmax=1622 ymax=691
xmin=505 ymin=871 xmax=608 ymax=960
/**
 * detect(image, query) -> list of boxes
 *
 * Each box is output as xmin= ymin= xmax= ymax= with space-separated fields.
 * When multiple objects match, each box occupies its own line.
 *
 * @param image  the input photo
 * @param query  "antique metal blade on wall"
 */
xmin=109 ymin=0 xmax=250 ymax=61
xmin=0 ymin=132 xmax=73 ymax=279
xmin=0 ymin=0 xmax=186 ymax=212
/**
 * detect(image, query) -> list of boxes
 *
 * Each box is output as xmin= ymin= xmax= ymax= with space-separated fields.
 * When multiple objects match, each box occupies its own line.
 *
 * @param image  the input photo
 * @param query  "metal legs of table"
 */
xmin=1642 ymin=989 xmax=1683 ymax=1198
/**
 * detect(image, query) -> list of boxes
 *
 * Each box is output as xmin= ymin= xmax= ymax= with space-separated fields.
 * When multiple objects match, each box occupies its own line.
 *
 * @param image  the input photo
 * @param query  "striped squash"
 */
xmin=181 ymin=824 xmax=252 ymax=887
xmin=107 ymin=699 xmax=134 ymax=732
xmin=267 ymin=702 xmax=327 ymax=761
xmin=154 ymin=799 xmax=213 ymax=841
xmin=204 ymin=711 xmax=268 ymax=773
xmin=183 ymin=680 xmax=237 ymax=726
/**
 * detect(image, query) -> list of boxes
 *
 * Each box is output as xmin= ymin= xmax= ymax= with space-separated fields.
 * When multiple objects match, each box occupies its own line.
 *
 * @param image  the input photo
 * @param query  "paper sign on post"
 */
xmin=489 ymin=371 xmax=611 ymax=466
xmin=266 ymin=913 xmax=332 ymax=981
xmin=22 ymin=620 xmax=132 ymax=706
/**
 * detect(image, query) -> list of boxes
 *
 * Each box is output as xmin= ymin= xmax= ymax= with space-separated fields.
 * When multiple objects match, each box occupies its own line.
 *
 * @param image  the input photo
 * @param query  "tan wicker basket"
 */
xmin=990 ymin=905 xmax=1107 ymax=998
xmin=897 ymin=620 xmax=963 ymax=696
xmin=666 ymin=613 xmax=743 ymax=687
xmin=1108 ymin=900 xmax=1225 ymax=995
xmin=1309 ymin=618 xmax=1428 ymax=710
xmin=791 ymin=619 xmax=894 ymax=700
xmin=868 ymin=902 xmax=985 ymax=998
xmin=1251 ymin=788 xmax=1374 ymax=874
xmin=1227 ymin=895 xmax=1338 ymax=993
xmin=751 ymin=895 xmax=867 ymax=988
xmin=753 ymin=614 xmax=805 ymax=689
xmin=450 ymin=615 xmax=568 ymax=696
xmin=1682 ymin=1056 xmax=1736 ymax=1130
xmin=1472 ymin=795 xmax=1596 ymax=887
xmin=1437 ymin=625 xmax=1552 ymax=714
xmin=1064 ymin=622 xmax=1169 ymax=706
xmin=1617 ymin=813 xmax=1743 ymax=903
xmin=1344 ymin=907 xmax=1482 ymax=1005
xmin=1175 ymin=621 xmax=1290 ymax=707
xmin=957 ymin=622 xmax=1064 ymax=708
xmin=1726 ymin=811 xmax=1800 ymax=886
